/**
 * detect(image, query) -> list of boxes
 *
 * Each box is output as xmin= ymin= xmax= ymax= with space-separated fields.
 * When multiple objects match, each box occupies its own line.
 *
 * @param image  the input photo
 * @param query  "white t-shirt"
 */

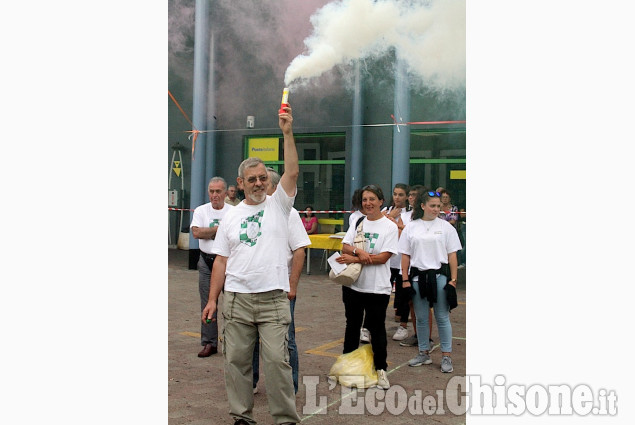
xmin=190 ymin=202 xmax=234 ymax=254
xmin=342 ymin=215 xmax=399 ymax=295
xmin=398 ymin=217 xmax=462 ymax=271
xmin=287 ymin=208 xmax=311 ymax=274
xmin=212 ymin=185 xmax=295 ymax=293
xmin=381 ymin=206 xmax=412 ymax=270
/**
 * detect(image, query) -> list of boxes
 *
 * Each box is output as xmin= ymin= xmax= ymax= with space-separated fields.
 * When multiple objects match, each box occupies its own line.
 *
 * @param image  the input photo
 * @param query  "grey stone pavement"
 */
xmin=169 ymin=248 xmax=467 ymax=425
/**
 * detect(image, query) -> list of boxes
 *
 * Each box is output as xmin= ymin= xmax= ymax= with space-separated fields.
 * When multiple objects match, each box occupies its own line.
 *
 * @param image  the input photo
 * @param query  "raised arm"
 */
xmin=278 ymin=105 xmax=299 ymax=197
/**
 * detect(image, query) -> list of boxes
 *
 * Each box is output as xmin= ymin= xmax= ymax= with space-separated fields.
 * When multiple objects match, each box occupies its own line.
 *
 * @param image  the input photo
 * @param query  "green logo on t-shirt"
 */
xmin=364 ymin=232 xmax=379 ymax=250
xmin=239 ymin=210 xmax=264 ymax=247
xmin=209 ymin=219 xmax=220 ymax=228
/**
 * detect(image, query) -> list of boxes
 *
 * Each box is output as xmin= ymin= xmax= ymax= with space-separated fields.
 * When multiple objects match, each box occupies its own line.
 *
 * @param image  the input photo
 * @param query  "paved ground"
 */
xmin=169 ymin=248 xmax=467 ymax=425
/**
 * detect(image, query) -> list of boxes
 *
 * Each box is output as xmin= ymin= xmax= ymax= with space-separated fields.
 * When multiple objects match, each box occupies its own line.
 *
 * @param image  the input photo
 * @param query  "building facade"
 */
xmin=168 ymin=1 xmax=465 ymax=248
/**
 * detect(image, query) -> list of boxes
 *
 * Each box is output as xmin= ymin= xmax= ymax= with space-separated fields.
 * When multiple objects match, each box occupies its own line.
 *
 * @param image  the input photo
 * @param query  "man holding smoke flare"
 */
xmin=202 ymin=89 xmax=301 ymax=425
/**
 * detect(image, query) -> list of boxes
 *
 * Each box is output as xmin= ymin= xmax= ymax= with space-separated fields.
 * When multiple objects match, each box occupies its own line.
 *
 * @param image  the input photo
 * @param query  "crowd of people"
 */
xmin=189 ymin=104 xmax=465 ymax=425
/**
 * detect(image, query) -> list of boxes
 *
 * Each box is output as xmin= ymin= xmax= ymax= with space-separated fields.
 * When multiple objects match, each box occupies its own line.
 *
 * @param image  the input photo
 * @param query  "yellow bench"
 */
xmin=317 ymin=218 xmax=344 ymax=234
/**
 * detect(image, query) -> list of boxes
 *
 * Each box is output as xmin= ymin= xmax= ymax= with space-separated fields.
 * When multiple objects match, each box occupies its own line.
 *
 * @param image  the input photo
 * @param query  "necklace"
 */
xmin=422 ymin=218 xmax=435 ymax=232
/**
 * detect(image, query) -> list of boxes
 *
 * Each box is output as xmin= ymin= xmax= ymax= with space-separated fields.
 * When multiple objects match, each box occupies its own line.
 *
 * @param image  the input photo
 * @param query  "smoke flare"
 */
xmin=284 ymin=0 xmax=465 ymax=90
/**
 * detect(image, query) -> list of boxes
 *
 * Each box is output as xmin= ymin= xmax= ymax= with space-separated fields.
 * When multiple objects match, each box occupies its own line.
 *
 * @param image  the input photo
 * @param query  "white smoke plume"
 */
xmin=168 ymin=0 xmax=196 ymax=81
xmin=284 ymin=0 xmax=465 ymax=90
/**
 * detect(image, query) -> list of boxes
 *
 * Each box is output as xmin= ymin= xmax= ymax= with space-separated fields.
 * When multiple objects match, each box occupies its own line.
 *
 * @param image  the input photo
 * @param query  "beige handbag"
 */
xmin=329 ymin=218 xmax=365 ymax=287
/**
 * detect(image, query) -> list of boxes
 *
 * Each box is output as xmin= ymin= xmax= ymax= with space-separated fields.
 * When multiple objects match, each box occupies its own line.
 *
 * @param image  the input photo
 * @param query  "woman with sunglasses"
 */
xmin=399 ymin=191 xmax=462 ymax=373
xmin=336 ymin=184 xmax=399 ymax=389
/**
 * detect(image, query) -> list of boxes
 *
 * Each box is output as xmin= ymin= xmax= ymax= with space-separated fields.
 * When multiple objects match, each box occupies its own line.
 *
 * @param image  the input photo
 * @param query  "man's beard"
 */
xmin=247 ymin=190 xmax=266 ymax=204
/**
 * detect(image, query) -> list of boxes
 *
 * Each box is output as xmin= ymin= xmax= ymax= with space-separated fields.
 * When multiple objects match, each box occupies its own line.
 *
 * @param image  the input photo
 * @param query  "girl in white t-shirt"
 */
xmin=336 ymin=185 xmax=399 ymax=390
xmin=399 ymin=190 xmax=462 ymax=373
xmin=381 ymin=183 xmax=410 ymax=340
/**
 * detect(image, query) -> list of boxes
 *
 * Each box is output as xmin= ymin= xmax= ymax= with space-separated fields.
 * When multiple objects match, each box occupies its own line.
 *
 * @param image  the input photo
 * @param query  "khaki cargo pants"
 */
xmin=222 ymin=290 xmax=300 ymax=425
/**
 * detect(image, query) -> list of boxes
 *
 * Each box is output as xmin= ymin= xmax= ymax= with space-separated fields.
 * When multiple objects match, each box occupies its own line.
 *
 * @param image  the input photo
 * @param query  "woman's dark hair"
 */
xmin=406 ymin=184 xmax=427 ymax=210
xmin=304 ymin=205 xmax=314 ymax=216
xmin=388 ymin=183 xmax=409 ymax=209
xmin=351 ymin=188 xmax=363 ymax=210
xmin=361 ymin=184 xmax=385 ymax=203
xmin=409 ymin=184 xmax=427 ymax=194
xmin=412 ymin=191 xmax=440 ymax=220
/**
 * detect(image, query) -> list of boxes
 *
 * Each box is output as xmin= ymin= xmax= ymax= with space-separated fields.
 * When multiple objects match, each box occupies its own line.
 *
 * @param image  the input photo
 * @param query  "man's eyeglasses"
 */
xmin=427 ymin=191 xmax=441 ymax=197
xmin=245 ymin=175 xmax=268 ymax=184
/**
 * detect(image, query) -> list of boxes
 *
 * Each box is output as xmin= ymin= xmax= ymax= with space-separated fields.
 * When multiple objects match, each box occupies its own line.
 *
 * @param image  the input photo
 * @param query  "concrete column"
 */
xmin=189 ymin=0 xmax=210 ymax=268
xmin=391 ymin=55 xmax=411 ymax=187
xmin=204 ymin=31 xmax=216 ymax=185
xmin=348 ymin=61 xmax=363 ymax=228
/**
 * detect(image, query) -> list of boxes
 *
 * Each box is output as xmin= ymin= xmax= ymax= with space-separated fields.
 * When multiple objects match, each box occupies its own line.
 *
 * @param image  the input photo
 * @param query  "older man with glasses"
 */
xmin=202 ymin=105 xmax=301 ymax=425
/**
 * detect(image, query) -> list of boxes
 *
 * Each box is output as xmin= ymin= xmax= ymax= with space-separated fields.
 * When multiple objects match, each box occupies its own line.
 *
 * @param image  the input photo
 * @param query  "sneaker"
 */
xmin=360 ymin=328 xmax=371 ymax=343
xmin=399 ymin=334 xmax=418 ymax=347
xmin=428 ymin=339 xmax=438 ymax=353
xmin=408 ymin=351 xmax=432 ymax=367
xmin=376 ymin=369 xmax=390 ymax=389
xmin=391 ymin=283 xmax=396 ymax=293
xmin=441 ymin=355 xmax=454 ymax=373
xmin=392 ymin=326 xmax=408 ymax=341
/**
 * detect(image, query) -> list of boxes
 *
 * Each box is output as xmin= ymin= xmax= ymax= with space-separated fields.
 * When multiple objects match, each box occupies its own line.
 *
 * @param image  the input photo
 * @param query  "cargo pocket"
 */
xmin=221 ymin=324 xmax=227 ymax=355
xmin=222 ymin=291 xmax=236 ymax=321
xmin=273 ymin=290 xmax=291 ymax=325
xmin=283 ymin=332 xmax=290 ymax=363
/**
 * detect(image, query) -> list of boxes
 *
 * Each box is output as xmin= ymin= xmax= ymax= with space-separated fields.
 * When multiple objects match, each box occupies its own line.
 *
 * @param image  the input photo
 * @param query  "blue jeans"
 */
xmin=253 ymin=297 xmax=298 ymax=393
xmin=411 ymin=274 xmax=453 ymax=353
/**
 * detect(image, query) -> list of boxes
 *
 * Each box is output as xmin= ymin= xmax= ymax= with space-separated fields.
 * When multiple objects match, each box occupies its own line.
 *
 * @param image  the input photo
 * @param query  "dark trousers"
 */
xmin=391 ymin=268 xmax=410 ymax=323
xmin=198 ymin=256 xmax=218 ymax=346
xmin=342 ymin=286 xmax=390 ymax=371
